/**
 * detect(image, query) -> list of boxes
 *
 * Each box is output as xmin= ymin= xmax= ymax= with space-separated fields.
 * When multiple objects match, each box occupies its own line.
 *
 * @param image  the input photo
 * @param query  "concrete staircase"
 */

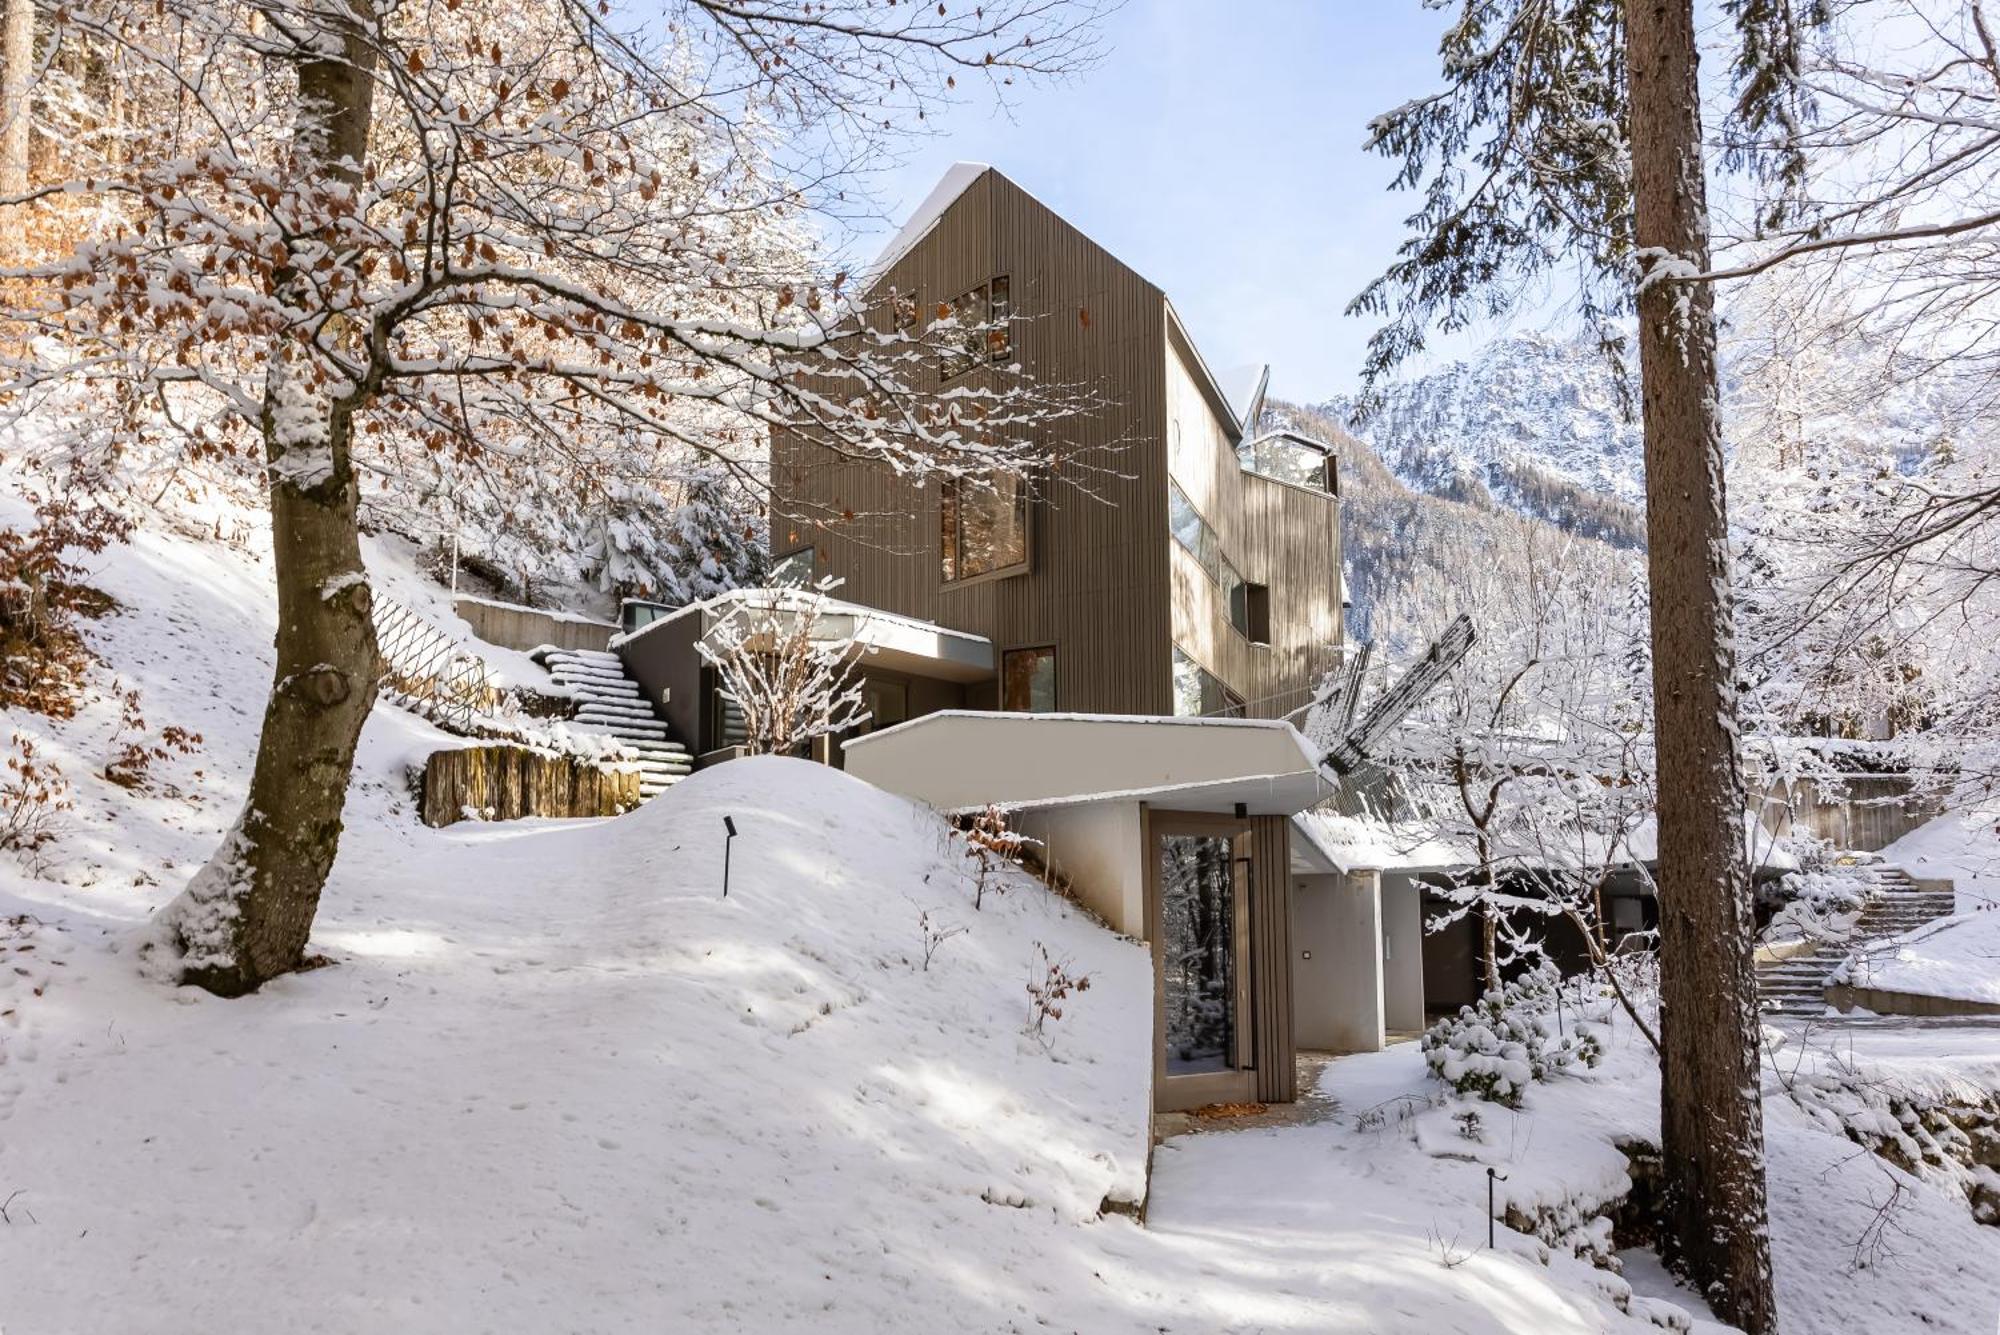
xmin=536 ymin=647 xmax=692 ymax=799
xmin=1758 ymin=865 xmax=1957 ymax=1013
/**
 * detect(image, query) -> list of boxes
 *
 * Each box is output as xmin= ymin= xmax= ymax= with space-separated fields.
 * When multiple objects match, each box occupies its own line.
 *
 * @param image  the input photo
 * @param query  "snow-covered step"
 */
xmin=1758 ymin=858 xmax=1959 ymax=1013
xmin=531 ymin=644 xmax=695 ymax=799
xmin=575 ymin=700 xmax=661 ymax=720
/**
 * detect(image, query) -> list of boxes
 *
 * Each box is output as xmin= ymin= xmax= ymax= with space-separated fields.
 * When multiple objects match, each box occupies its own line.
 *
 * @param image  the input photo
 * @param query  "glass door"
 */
xmin=1153 ymin=815 xmax=1256 ymax=1109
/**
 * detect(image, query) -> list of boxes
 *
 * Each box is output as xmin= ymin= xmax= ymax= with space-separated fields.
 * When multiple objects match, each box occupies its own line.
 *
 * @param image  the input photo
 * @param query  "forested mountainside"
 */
xmin=1262 ymin=398 xmax=1639 ymax=653
xmin=1316 ymin=331 xmax=1647 ymax=551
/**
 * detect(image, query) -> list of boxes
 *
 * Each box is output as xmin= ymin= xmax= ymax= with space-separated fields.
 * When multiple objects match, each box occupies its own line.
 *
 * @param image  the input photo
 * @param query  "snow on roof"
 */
xmin=844 ymin=710 xmax=1340 ymax=817
xmin=872 ymin=161 xmax=991 ymax=278
xmin=1299 ymin=804 xmax=1798 ymax=878
xmin=612 ymin=586 xmax=994 ymax=653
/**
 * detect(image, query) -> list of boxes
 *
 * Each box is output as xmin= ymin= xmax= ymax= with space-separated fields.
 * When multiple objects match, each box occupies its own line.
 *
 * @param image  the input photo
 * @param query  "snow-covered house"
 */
xmin=609 ymin=165 xmax=1399 ymax=1112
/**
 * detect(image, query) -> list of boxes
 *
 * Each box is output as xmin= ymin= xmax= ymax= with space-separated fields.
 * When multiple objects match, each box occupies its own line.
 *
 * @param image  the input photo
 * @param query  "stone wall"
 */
xmin=1754 ymin=773 xmax=1939 ymax=852
xmin=422 ymin=745 xmax=640 ymax=827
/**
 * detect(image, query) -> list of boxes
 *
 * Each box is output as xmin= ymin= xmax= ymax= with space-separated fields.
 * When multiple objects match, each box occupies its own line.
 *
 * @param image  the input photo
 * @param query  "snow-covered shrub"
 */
xmin=1420 ymin=963 xmax=1603 ymax=1108
xmin=0 ymin=459 xmax=130 ymax=718
xmin=962 ymin=804 xmax=1025 ymax=911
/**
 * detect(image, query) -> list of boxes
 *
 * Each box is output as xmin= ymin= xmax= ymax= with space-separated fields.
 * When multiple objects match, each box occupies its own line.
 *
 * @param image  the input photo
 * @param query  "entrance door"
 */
xmin=1152 ymin=813 xmax=1257 ymax=1111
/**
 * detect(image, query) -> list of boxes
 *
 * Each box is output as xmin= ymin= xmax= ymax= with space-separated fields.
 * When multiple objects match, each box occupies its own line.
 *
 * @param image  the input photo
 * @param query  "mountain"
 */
xmin=1316 ymin=331 xmax=1647 ymax=551
xmin=1261 ymin=398 xmax=1640 ymax=654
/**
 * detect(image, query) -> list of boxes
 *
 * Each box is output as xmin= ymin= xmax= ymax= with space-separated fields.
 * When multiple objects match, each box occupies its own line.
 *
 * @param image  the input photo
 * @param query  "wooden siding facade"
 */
xmin=1164 ymin=316 xmax=1345 ymax=720
xmin=770 ymin=166 xmax=1342 ymax=722
xmin=771 ymin=169 xmax=1173 ymax=715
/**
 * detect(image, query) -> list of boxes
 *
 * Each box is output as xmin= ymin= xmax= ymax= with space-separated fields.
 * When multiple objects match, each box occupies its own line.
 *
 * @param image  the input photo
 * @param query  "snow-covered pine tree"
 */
xmin=1349 ymin=1 xmax=1824 ymax=1325
xmin=0 ymin=0 xmax=1110 ymax=996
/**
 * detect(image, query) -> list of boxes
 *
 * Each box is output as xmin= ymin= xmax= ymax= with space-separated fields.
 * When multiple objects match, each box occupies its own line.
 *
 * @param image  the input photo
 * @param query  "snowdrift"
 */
xmin=1 ymin=756 xmax=1154 ymax=1333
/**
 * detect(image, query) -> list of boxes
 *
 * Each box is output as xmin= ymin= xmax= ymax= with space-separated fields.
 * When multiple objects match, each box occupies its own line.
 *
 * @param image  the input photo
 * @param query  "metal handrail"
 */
xmin=372 ymin=592 xmax=504 ymax=736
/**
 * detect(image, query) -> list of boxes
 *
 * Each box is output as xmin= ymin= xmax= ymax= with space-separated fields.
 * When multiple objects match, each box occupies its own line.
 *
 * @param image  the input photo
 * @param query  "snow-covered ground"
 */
xmin=4 ymin=506 xmax=2000 ymax=1333
xmin=1861 ymin=815 xmax=2000 ymax=1004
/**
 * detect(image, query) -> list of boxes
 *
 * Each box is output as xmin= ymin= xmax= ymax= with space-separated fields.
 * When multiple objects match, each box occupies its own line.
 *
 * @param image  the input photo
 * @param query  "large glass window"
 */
xmin=1238 ymin=433 xmax=1338 ymax=495
xmin=769 ymin=547 xmax=817 ymax=588
xmin=1002 ymin=646 xmax=1057 ymax=712
xmin=1172 ymin=645 xmax=1244 ymax=718
xmin=1161 ymin=833 xmax=1239 ymax=1074
xmin=940 ymin=276 xmax=1012 ymax=380
xmin=1169 ymin=480 xmax=1250 ymax=635
xmin=941 ymin=474 xmax=1029 ymax=582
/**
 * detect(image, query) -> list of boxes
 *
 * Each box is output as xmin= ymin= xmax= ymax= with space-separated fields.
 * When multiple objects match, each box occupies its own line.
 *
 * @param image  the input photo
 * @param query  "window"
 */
xmin=1243 ymin=583 xmax=1271 ymax=645
xmin=862 ymin=678 xmax=908 ymax=733
xmin=940 ymin=276 xmax=1011 ymax=380
xmin=769 ymin=547 xmax=817 ymax=587
xmin=620 ymin=599 xmax=674 ymax=635
xmin=941 ymin=474 xmax=1029 ymax=582
xmin=1002 ymin=646 xmax=1057 ymax=713
xmin=1170 ymin=480 xmax=1251 ymax=636
xmin=1161 ymin=832 xmax=1239 ymax=1073
xmin=1237 ymin=432 xmax=1338 ymax=495
xmin=1172 ymin=645 xmax=1244 ymax=718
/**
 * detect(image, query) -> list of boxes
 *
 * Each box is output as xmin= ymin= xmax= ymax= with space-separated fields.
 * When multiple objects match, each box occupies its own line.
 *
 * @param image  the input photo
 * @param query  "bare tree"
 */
xmin=697 ymin=583 xmax=869 ymax=757
xmin=0 ymin=0 xmax=1110 ymax=995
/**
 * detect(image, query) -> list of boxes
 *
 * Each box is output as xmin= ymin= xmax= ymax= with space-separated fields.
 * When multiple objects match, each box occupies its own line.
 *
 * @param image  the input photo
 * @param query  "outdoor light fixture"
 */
xmin=1233 ymin=802 xmax=1248 ymax=820
xmin=722 ymin=815 xmax=738 ymax=898
xmin=1487 ymin=1166 xmax=1509 ymax=1248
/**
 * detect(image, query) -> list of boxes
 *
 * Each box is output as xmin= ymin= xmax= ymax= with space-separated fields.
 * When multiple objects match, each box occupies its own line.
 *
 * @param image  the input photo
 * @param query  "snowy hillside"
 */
xmin=1318 ymin=331 xmax=1647 ymax=549
xmin=0 ymin=508 xmax=1682 ymax=1334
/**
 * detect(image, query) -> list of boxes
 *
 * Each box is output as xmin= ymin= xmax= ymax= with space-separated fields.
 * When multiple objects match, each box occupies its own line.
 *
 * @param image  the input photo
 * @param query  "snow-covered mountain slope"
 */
xmin=1266 ymin=399 xmax=1642 ymax=653
xmin=1318 ymin=331 xmax=1647 ymax=550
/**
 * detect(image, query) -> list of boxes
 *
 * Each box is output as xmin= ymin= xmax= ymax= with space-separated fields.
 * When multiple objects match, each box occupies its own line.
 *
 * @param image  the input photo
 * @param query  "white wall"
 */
xmin=1381 ymin=875 xmax=1427 ymax=1036
xmin=1014 ymin=803 xmax=1147 ymax=938
xmin=842 ymin=712 xmax=1327 ymax=814
xmin=1290 ymin=870 xmax=1385 ymax=1053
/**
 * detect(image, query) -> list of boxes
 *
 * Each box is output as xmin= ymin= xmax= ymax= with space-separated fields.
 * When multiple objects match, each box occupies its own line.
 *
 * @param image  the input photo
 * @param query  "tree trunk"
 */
xmin=161 ymin=3 xmax=381 ymax=997
xmin=1627 ymin=2 xmax=1778 ymax=1330
xmin=1 ymin=0 xmax=32 ymax=198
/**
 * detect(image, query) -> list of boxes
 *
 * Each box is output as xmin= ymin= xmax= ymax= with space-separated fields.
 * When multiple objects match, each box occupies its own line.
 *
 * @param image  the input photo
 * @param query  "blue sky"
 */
xmin=832 ymin=1 xmax=1494 ymax=400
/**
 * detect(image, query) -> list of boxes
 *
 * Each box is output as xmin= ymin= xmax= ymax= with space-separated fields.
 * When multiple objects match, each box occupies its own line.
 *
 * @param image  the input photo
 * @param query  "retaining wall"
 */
xmin=454 ymin=596 xmax=617 ymax=654
xmin=422 ymin=745 xmax=640 ymax=827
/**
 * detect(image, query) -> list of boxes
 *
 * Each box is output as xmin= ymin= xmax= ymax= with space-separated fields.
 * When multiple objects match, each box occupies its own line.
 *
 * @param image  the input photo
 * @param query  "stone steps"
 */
xmin=537 ymin=647 xmax=691 ymax=799
xmin=1758 ymin=861 xmax=1958 ymax=1014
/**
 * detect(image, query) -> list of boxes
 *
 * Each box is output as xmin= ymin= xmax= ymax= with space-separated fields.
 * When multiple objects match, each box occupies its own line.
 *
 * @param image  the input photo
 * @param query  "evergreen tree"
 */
xmin=1350 ymin=3 xmax=1830 ymax=1327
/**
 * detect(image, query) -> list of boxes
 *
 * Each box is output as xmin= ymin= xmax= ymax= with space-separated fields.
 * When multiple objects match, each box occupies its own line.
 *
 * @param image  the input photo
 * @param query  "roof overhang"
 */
xmin=619 ymin=588 xmax=995 ymax=684
xmin=843 ymin=711 xmax=1339 ymax=816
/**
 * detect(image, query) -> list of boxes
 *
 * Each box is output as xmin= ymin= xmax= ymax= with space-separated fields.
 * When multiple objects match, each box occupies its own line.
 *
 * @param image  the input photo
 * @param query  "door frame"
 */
xmin=1146 ymin=807 xmax=1260 ymax=1112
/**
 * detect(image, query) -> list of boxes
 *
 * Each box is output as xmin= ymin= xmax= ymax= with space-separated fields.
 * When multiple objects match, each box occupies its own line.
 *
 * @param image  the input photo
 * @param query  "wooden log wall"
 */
xmin=421 ymin=745 xmax=641 ymax=827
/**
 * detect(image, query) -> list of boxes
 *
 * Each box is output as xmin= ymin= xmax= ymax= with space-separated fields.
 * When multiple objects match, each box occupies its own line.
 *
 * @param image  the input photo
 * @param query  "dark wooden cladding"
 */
xmin=1248 ymin=814 xmax=1296 ymax=1103
xmin=770 ymin=166 xmax=1342 ymax=722
xmin=771 ymin=168 xmax=1172 ymax=715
